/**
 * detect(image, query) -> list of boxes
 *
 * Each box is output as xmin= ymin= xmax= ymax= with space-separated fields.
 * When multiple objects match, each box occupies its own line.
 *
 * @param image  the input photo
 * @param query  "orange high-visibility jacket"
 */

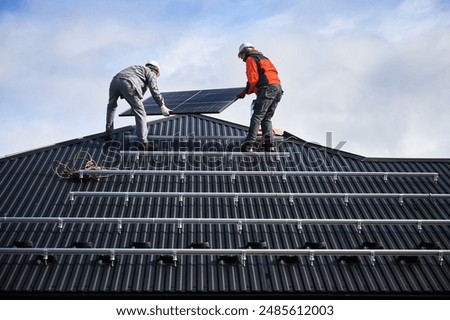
xmin=245 ymin=53 xmax=281 ymax=95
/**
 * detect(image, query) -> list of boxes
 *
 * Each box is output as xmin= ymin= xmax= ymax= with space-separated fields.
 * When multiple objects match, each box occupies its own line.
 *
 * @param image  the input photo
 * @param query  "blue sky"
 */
xmin=0 ymin=0 xmax=449 ymax=158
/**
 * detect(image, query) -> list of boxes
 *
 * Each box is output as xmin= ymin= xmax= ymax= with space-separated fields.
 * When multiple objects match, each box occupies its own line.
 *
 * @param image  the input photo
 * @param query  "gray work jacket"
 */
xmin=115 ymin=65 xmax=165 ymax=107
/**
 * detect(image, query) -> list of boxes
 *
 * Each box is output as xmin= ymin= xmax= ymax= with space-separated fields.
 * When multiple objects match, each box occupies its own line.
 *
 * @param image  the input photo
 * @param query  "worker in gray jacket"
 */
xmin=105 ymin=60 xmax=171 ymax=149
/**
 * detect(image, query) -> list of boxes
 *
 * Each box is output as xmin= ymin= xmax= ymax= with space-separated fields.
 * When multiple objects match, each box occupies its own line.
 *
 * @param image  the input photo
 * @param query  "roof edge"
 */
xmin=2 ymin=115 xmax=449 ymax=163
xmin=283 ymin=131 xmax=365 ymax=160
xmin=362 ymin=156 xmax=450 ymax=163
xmin=0 ymin=125 xmax=135 ymax=161
xmin=283 ymin=131 xmax=450 ymax=163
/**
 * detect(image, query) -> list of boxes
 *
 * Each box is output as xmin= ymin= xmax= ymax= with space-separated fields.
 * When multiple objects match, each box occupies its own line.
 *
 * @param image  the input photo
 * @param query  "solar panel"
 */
xmin=119 ymin=87 xmax=245 ymax=116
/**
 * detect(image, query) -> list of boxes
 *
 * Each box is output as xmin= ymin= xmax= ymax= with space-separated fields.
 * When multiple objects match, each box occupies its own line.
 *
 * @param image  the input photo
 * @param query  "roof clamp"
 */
xmin=178 ymin=194 xmax=184 ymax=206
xmin=181 ymin=153 xmax=186 ymax=163
xmin=110 ymin=251 xmax=116 ymax=267
xmin=241 ymin=252 xmax=247 ymax=267
xmin=43 ymin=250 xmax=49 ymax=266
xmin=289 ymin=194 xmax=294 ymax=206
xmin=370 ymin=251 xmax=376 ymax=267
xmin=173 ymin=253 xmax=178 ymax=267
xmin=69 ymin=193 xmax=75 ymax=205
xmin=383 ymin=173 xmax=388 ymax=183
xmin=130 ymin=172 xmax=135 ymax=184
xmin=234 ymin=195 xmax=239 ymax=207
xmin=357 ymin=220 xmax=363 ymax=234
xmin=124 ymin=193 xmax=129 ymax=207
xmin=417 ymin=220 xmax=423 ymax=234
xmin=231 ymin=172 xmax=236 ymax=184
xmin=117 ymin=220 xmax=123 ymax=235
xmin=237 ymin=221 xmax=243 ymax=235
xmin=438 ymin=251 xmax=444 ymax=266
xmin=282 ymin=173 xmax=287 ymax=183
xmin=433 ymin=174 xmax=439 ymax=183
xmin=344 ymin=194 xmax=349 ymax=206
xmin=333 ymin=172 xmax=338 ymax=183
xmin=309 ymin=251 xmax=315 ymax=267
xmin=228 ymin=154 xmax=233 ymax=162
xmin=399 ymin=194 xmax=404 ymax=206
xmin=180 ymin=172 xmax=185 ymax=184
xmin=177 ymin=220 xmax=183 ymax=234
xmin=57 ymin=219 xmax=64 ymax=234
xmin=297 ymin=220 xmax=303 ymax=234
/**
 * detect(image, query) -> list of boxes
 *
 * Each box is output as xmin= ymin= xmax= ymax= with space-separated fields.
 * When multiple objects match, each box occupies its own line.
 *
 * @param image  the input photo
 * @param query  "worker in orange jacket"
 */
xmin=237 ymin=42 xmax=283 ymax=152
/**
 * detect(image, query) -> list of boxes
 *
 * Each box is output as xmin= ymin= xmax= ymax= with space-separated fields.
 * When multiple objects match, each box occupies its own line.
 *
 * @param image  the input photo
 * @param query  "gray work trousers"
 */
xmin=244 ymin=85 xmax=283 ymax=147
xmin=106 ymin=77 xmax=148 ymax=143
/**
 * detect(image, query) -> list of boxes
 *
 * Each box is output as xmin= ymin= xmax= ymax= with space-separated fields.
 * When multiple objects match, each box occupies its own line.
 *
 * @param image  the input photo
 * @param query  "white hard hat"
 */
xmin=238 ymin=42 xmax=254 ymax=58
xmin=145 ymin=60 xmax=160 ymax=77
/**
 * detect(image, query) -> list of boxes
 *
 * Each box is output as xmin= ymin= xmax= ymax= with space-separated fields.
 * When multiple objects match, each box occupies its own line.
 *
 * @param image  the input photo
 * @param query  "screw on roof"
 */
xmin=338 ymin=256 xmax=361 ymax=264
xmin=35 ymin=252 xmax=56 ymax=266
xmin=13 ymin=240 xmax=34 ymax=248
xmin=397 ymin=256 xmax=420 ymax=264
xmin=131 ymin=241 xmax=152 ymax=248
xmin=246 ymin=241 xmax=268 ymax=249
xmin=190 ymin=242 xmax=211 ymax=249
xmin=278 ymin=256 xmax=299 ymax=264
xmin=72 ymin=242 xmax=93 ymax=248
xmin=361 ymin=241 xmax=384 ymax=249
xmin=97 ymin=254 xmax=117 ymax=266
xmin=303 ymin=241 xmax=327 ymax=249
xmin=218 ymin=255 xmax=239 ymax=265
xmin=417 ymin=241 xmax=441 ymax=250
xmin=159 ymin=255 xmax=177 ymax=266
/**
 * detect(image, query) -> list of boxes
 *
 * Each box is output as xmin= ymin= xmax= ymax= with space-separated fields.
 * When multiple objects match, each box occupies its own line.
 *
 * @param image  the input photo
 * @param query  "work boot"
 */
xmin=264 ymin=142 xmax=276 ymax=152
xmin=104 ymin=132 xmax=113 ymax=142
xmin=240 ymin=143 xmax=254 ymax=152
xmin=138 ymin=142 xmax=157 ymax=151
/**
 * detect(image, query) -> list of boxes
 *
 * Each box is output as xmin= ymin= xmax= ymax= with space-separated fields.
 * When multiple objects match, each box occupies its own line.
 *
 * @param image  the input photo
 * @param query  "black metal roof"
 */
xmin=0 ymin=114 xmax=449 ymax=298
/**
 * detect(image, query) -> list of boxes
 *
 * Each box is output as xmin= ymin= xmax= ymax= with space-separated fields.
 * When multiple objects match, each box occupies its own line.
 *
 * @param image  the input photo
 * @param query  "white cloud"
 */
xmin=319 ymin=18 xmax=356 ymax=36
xmin=378 ymin=0 xmax=450 ymax=41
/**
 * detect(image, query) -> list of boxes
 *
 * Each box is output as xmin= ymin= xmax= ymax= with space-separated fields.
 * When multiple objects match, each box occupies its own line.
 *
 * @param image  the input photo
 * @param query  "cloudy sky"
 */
xmin=0 ymin=0 xmax=449 ymax=158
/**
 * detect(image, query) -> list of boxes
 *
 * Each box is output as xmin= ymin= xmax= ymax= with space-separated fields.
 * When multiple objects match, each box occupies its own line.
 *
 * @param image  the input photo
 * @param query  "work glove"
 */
xmin=160 ymin=105 xmax=172 ymax=116
xmin=236 ymin=90 xmax=246 ymax=99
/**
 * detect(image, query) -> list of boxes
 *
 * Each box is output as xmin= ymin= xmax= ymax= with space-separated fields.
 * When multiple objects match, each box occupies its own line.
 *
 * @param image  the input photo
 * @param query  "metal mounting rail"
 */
xmin=121 ymin=151 xmax=290 ymax=155
xmin=68 ymin=191 xmax=450 ymax=206
xmin=126 ymin=135 xmax=285 ymax=140
xmin=77 ymin=169 xmax=439 ymax=184
xmin=2 ymin=217 xmax=449 ymax=235
xmin=119 ymin=150 xmax=290 ymax=162
xmin=0 ymin=248 xmax=447 ymax=266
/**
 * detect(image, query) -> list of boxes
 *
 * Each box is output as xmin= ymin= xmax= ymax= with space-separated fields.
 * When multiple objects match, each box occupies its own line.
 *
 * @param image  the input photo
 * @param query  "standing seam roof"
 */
xmin=0 ymin=114 xmax=449 ymax=297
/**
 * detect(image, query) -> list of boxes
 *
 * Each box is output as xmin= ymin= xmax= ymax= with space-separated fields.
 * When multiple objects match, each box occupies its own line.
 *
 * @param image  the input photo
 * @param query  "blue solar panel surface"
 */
xmin=119 ymin=87 xmax=244 ymax=116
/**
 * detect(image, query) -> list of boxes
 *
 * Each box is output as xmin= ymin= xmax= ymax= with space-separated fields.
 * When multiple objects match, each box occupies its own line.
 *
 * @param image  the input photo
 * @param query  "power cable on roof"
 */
xmin=51 ymin=150 xmax=116 ymax=181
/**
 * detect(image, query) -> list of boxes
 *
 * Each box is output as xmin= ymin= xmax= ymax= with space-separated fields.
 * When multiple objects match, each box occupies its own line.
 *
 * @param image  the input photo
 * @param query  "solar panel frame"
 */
xmin=119 ymin=87 xmax=245 ymax=116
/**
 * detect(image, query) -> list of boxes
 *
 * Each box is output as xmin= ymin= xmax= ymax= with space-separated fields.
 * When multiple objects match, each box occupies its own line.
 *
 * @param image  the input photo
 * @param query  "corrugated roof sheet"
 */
xmin=0 ymin=114 xmax=449 ymax=297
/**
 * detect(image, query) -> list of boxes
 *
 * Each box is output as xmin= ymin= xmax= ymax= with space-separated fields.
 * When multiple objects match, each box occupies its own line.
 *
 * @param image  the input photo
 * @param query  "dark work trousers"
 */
xmin=244 ymin=85 xmax=283 ymax=147
xmin=106 ymin=77 xmax=148 ymax=143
